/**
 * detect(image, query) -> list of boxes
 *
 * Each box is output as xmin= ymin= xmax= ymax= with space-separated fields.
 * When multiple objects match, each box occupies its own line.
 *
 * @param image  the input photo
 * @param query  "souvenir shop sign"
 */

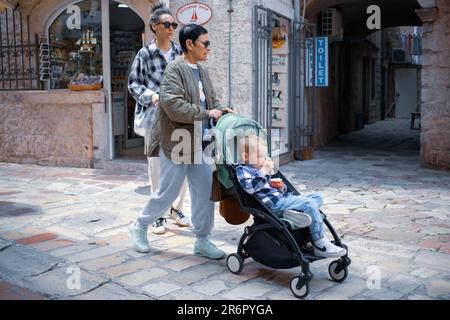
xmin=176 ymin=3 xmax=213 ymax=26
xmin=305 ymin=37 xmax=329 ymax=87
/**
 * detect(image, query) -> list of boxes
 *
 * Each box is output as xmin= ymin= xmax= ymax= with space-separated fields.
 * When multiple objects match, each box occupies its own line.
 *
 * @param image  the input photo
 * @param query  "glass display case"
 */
xmin=271 ymin=16 xmax=290 ymax=156
xmin=48 ymin=0 xmax=102 ymax=89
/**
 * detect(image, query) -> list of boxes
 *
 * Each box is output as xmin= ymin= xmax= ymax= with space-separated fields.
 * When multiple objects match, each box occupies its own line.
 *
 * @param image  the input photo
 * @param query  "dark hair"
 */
xmin=149 ymin=1 xmax=173 ymax=33
xmin=179 ymin=24 xmax=208 ymax=53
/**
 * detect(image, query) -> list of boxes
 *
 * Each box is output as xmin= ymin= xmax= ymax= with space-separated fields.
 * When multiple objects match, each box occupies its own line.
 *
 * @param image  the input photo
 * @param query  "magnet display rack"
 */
xmin=271 ymin=17 xmax=290 ymax=155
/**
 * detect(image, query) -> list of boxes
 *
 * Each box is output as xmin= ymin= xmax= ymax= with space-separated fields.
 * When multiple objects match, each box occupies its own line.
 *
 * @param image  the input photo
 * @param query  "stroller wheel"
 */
xmin=290 ymin=276 xmax=309 ymax=299
xmin=227 ymin=254 xmax=244 ymax=274
xmin=328 ymin=260 xmax=348 ymax=282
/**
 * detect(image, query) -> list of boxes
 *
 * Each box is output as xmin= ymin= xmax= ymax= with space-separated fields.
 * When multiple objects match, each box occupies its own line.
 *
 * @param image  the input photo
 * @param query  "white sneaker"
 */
xmin=194 ymin=238 xmax=226 ymax=260
xmin=170 ymin=207 xmax=190 ymax=227
xmin=128 ymin=222 xmax=150 ymax=253
xmin=313 ymin=237 xmax=347 ymax=258
xmin=283 ymin=210 xmax=312 ymax=229
xmin=151 ymin=217 xmax=167 ymax=235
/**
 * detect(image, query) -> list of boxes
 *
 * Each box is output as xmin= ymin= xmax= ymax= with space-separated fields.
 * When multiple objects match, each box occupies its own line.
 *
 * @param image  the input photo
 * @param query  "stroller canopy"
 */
xmin=214 ymin=113 xmax=268 ymax=188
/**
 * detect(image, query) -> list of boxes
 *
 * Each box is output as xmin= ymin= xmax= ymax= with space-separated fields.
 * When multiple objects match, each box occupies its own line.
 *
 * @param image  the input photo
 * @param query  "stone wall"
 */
xmin=0 ymin=90 xmax=107 ymax=168
xmin=169 ymin=0 xmax=254 ymax=118
xmin=416 ymin=0 xmax=450 ymax=170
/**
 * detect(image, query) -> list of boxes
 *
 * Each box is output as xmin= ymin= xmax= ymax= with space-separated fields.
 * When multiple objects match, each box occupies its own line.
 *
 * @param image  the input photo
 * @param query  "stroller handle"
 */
xmin=209 ymin=110 xmax=230 ymax=128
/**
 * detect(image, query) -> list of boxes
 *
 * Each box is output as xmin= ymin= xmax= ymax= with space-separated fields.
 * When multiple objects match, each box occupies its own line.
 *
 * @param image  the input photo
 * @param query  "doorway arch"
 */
xmin=109 ymin=0 xmax=146 ymax=159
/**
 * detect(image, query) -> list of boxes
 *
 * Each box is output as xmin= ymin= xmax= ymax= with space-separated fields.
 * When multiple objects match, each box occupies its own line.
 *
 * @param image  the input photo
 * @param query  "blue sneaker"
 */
xmin=194 ymin=238 xmax=225 ymax=260
xmin=129 ymin=221 xmax=150 ymax=253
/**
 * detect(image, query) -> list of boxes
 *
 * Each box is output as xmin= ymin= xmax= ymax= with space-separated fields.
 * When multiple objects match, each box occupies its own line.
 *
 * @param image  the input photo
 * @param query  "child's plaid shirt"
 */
xmin=236 ymin=164 xmax=290 ymax=208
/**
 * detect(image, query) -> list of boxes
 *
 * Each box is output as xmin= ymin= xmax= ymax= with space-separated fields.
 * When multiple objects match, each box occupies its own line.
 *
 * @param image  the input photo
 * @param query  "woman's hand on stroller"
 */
xmin=209 ymin=107 xmax=235 ymax=127
xmin=223 ymin=107 xmax=235 ymax=114
xmin=209 ymin=109 xmax=222 ymax=120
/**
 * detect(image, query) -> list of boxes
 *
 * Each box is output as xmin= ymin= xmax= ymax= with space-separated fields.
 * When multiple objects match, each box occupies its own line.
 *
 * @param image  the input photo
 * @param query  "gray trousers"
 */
xmin=137 ymin=149 xmax=214 ymax=239
xmin=148 ymin=157 xmax=188 ymax=212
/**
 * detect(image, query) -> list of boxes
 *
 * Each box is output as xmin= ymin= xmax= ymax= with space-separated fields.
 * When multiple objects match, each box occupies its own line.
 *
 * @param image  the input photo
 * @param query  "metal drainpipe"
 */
xmin=294 ymin=0 xmax=300 ymax=22
xmin=101 ymin=0 xmax=114 ymax=160
xmin=293 ymin=0 xmax=302 ymax=159
xmin=381 ymin=29 xmax=386 ymax=120
xmin=227 ymin=0 xmax=233 ymax=107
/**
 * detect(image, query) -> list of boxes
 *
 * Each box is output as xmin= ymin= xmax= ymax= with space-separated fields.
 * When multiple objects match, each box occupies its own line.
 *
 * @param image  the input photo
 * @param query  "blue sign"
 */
xmin=315 ymin=37 xmax=328 ymax=87
xmin=305 ymin=38 xmax=314 ymax=87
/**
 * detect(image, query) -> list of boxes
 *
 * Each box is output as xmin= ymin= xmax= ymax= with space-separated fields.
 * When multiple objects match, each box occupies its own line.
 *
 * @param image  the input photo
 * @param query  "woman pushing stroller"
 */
xmin=235 ymin=135 xmax=347 ymax=259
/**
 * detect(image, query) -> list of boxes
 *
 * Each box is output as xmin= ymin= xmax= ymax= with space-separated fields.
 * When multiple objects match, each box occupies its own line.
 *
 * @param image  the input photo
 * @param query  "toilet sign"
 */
xmin=315 ymin=37 xmax=328 ymax=87
xmin=305 ymin=37 xmax=329 ymax=87
xmin=176 ymin=3 xmax=213 ymax=25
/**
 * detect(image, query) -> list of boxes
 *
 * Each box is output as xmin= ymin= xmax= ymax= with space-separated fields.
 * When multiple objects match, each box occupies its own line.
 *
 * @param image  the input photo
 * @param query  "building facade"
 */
xmin=0 ymin=0 xmax=449 ymax=170
xmin=0 ymin=0 xmax=301 ymax=167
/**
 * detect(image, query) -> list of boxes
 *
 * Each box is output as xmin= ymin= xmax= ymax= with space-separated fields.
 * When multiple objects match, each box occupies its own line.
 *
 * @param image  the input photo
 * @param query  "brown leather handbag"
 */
xmin=211 ymin=170 xmax=250 ymax=225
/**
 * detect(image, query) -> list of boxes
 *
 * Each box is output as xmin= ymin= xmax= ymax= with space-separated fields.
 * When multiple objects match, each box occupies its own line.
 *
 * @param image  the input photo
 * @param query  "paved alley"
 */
xmin=1 ymin=119 xmax=449 ymax=300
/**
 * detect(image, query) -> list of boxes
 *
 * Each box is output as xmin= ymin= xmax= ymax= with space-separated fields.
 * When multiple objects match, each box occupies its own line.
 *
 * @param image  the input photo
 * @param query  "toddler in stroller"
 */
xmin=236 ymin=135 xmax=347 ymax=259
xmin=212 ymin=113 xmax=351 ymax=298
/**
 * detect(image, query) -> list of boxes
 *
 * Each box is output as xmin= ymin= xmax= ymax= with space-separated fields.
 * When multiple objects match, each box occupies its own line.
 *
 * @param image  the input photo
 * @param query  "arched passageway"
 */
xmin=300 ymin=0 xmax=449 ymax=170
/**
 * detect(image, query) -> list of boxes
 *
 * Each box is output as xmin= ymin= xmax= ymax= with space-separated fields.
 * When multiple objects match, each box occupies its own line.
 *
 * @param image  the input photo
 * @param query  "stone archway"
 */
xmin=303 ymin=0 xmax=450 ymax=170
xmin=305 ymin=0 xmax=423 ymax=32
xmin=415 ymin=0 xmax=450 ymax=170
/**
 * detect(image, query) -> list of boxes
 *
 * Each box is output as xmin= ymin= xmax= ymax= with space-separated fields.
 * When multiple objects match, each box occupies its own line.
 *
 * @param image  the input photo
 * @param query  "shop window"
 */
xmin=48 ymin=0 xmax=102 ymax=89
xmin=271 ymin=16 xmax=290 ymax=156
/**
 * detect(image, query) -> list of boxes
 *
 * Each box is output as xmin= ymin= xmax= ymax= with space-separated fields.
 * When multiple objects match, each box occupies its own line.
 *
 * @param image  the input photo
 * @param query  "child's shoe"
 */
xmin=283 ymin=210 xmax=312 ymax=229
xmin=313 ymin=237 xmax=347 ymax=258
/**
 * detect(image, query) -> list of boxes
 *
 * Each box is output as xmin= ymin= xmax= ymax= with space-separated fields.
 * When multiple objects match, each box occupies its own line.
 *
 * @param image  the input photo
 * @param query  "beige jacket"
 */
xmin=148 ymin=57 xmax=225 ymax=161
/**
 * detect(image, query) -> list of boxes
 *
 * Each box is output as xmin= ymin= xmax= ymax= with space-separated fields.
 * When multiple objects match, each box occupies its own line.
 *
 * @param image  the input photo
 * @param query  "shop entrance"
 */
xmin=109 ymin=1 xmax=145 ymax=160
xmin=254 ymin=6 xmax=292 ymax=158
xmin=254 ymin=6 xmax=316 ymax=162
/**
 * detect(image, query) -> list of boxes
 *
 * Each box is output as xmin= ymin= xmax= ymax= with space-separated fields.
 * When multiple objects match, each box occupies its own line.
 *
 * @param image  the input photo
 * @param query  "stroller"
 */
xmin=211 ymin=113 xmax=351 ymax=299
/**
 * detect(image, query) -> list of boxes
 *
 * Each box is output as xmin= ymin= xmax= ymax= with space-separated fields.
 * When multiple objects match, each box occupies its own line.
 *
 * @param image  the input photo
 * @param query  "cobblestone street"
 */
xmin=1 ymin=119 xmax=449 ymax=300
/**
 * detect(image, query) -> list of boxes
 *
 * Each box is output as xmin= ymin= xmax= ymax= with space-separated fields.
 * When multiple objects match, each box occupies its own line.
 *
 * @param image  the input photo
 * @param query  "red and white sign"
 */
xmin=176 ymin=3 xmax=213 ymax=26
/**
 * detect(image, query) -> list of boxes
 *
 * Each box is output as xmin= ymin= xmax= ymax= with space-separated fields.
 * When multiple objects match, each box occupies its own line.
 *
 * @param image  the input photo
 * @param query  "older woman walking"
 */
xmin=129 ymin=24 xmax=233 ymax=259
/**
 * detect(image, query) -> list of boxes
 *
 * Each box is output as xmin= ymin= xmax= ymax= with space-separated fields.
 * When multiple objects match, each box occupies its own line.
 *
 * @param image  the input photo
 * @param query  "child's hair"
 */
xmin=239 ymin=134 xmax=267 ymax=163
xmin=149 ymin=1 xmax=173 ymax=33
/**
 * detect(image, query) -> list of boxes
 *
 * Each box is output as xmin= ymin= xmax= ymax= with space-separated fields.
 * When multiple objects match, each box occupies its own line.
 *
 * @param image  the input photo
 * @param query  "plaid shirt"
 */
xmin=128 ymin=39 xmax=182 ymax=115
xmin=236 ymin=165 xmax=289 ymax=208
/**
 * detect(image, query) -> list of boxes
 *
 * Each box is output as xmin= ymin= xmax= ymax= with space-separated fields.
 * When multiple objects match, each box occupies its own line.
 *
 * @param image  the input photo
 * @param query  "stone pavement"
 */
xmin=0 ymin=119 xmax=449 ymax=300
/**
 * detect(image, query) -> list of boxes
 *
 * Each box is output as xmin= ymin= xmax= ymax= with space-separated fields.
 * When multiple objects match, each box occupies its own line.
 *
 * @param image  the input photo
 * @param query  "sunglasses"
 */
xmin=156 ymin=21 xmax=178 ymax=30
xmin=197 ymin=40 xmax=211 ymax=49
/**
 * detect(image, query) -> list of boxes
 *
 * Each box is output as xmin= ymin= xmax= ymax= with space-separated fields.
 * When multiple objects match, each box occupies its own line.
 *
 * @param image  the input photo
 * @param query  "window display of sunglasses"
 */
xmin=156 ymin=21 xmax=178 ymax=30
